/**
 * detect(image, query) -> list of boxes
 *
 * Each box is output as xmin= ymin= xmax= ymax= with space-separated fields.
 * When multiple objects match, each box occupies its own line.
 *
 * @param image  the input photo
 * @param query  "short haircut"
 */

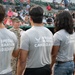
xmin=0 ymin=4 xmax=5 ymax=23
xmin=54 ymin=11 xmax=74 ymax=34
xmin=29 ymin=5 xmax=44 ymax=23
xmin=11 ymin=17 xmax=20 ymax=23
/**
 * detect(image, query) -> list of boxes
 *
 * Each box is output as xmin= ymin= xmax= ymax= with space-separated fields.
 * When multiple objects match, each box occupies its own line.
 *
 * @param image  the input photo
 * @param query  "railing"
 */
xmin=7 ymin=25 xmax=55 ymax=34
xmin=6 ymin=25 xmax=75 ymax=34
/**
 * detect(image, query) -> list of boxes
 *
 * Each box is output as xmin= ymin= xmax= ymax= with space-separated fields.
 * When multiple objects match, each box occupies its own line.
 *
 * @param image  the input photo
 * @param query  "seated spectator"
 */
xmin=7 ymin=8 xmax=13 ymax=17
xmin=46 ymin=4 xmax=52 ymax=11
xmin=24 ymin=14 xmax=29 ymax=24
xmin=4 ymin=16 xmax=12 ymax=26
xmin=25 ymin=3 xmax=30 ymax=14
xmin=46 ymin=18 xmax=54 ymax=26
xmin=13 ymin=9 xmax=18 ymax=17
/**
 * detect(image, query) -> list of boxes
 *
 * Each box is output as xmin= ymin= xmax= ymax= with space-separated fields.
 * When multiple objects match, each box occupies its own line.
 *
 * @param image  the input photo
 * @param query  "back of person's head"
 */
xmin=54 ymin=11 xmax=74 ymax=34
xmin=29 ymin=5 xmax=44 ymax=23
xmin=0 ymin=4 xmax=5 ymax=23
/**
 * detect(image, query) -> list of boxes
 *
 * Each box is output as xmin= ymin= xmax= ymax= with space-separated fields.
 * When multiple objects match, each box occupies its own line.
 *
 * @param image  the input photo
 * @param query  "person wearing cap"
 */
xmin=0 ymin=4 xmax=19 ymax=75
xmin=9 ymin=18 xmax=23 ymax=75
xmin=17 ymin=5 xmax=53 ymax=75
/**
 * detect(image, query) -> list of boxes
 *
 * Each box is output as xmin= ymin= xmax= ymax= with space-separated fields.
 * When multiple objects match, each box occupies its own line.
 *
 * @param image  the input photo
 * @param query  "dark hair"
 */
xmin=0 ymin=4 xmax=5 ymax=23
xmin=54 ymin=11 xmax=74 ymax=34
xmin=29 ymin=5 xmax=44 ymax=23
xmin=47 ymin=18 xmax=52 ymax=24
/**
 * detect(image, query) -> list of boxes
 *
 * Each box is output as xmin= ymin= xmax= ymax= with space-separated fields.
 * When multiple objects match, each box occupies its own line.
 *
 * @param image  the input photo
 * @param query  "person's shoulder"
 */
xmin=8 ymin=29 xmax=18 ymax=40
xmin=55 ymin=29 xmax=65 ymax=33
xmin=43 ymin=26 xmax=52 ymax=32
xmin=7 ymin=28 xmax=15 ymax=34
xmin=5 ymin=28 xmax=14 ymax=34
xmin=22 ymin=27 xmax=34 ymax=37
xmin=25 ymin=27 xmax=33 ymax=32
xmin=54 ymin=29 xmax=66 ymax=38
xmin=19 ymin=28 xmax=23 ymax=31
xmin=42 ymin=26 xmax=53 ymax=36
xmin=9 ymin=27 xmax=14 ymax=31
xmin=3 ymin=28 xmax=16 ymax=38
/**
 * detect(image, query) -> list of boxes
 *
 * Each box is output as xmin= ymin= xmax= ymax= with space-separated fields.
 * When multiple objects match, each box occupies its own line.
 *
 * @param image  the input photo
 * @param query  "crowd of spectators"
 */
xmin=1 ymin=0 xmax=75 ymax=29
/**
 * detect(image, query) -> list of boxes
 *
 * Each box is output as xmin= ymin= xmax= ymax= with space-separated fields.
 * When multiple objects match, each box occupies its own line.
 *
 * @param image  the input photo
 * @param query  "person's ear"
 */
xmin=29 ymin=16 xmax=33 ymax=23
xmin=29 ymin=17 xmax=32 ymax=21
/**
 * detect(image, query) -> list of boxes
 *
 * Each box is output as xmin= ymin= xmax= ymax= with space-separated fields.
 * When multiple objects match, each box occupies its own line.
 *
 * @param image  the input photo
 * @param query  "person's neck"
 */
xmin=13 ymin=27 xmax=19 ymax=30
xmin=0 ymin=23 xmax=5 ymax=29
xmin=32 ymin=23 xmax=43 ymax=27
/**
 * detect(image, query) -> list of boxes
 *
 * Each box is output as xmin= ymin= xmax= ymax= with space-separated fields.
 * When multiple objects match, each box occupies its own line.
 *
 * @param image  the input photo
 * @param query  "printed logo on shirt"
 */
xmin=34 ymin=37 xmax=53 ymax=47
xmin=0 ymin=39 xmax=15 ymax=52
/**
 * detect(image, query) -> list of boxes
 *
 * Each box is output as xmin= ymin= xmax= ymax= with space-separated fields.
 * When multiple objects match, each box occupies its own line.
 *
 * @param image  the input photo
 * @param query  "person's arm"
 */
xmin=73 ymin=54 xmax=75 ymax=75
xmin=74 ymin=54 xmax=75 ymax=63
xmin=51 ymin=46 xmax=60 ymax=69
xmin=12 ymin=49 xmax=20 ymax=57
xmin=12 ymin=37 xmax=20 ymax=57
xmin=51 ymin=31 xmax=61 ymax=69
xmin=17 ymin=31 xmax=29 ymax=75
xmin=17 ymin=49 xmax=28 ymax=75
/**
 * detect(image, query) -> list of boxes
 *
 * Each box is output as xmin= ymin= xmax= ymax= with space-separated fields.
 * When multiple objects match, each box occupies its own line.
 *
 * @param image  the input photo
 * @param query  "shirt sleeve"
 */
xmin=20 ymin=32 xmax=29 ymax=51
xmin=53 ymin=33 xmax=62 ymax=46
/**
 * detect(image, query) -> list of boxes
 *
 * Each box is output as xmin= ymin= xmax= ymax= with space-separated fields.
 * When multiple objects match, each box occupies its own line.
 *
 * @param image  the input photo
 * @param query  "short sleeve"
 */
xmin=53 ymin=33 xmax=62 ymax=46
xmin=20 ymin=33 xmax=29 ymax=51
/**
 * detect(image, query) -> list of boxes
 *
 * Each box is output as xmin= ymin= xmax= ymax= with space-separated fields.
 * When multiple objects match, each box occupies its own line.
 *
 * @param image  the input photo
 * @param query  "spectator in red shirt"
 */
xmin=46 ymin=4 xmax=51 ymax=11
xmin=4 ymin=16 xmax=12 ymax=26
xmin=7 ymin=8 xmax=13 ymax=17
xmin=46 ymin=4 xmax=52 ymax=16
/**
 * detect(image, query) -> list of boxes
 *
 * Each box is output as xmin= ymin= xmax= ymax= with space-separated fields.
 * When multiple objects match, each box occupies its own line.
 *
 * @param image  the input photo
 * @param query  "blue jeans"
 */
xmin=54 ymin=61 xmax=74 ymax=75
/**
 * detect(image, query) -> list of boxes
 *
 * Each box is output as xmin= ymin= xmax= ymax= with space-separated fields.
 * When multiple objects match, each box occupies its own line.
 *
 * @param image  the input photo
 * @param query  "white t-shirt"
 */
xmin=20 ymin=26 xmax=53 ymax=68
xmin=53 ymin=29 xmax=75 ymax=61
xmin=72 ymin=32 xmax=75 ymax=54
xmin=0 ymin=28 xmax=18 ymax=74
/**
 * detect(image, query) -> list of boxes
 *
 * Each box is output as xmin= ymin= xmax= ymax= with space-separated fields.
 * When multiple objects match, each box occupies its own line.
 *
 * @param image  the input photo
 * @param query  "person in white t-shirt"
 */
xmin=17 ymin=5 xmax=53 ymax=75
xmin=0 ymin=4 xmax=19 ymax=75
xmin=51 ymin=11 xmax=75 ymax=75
